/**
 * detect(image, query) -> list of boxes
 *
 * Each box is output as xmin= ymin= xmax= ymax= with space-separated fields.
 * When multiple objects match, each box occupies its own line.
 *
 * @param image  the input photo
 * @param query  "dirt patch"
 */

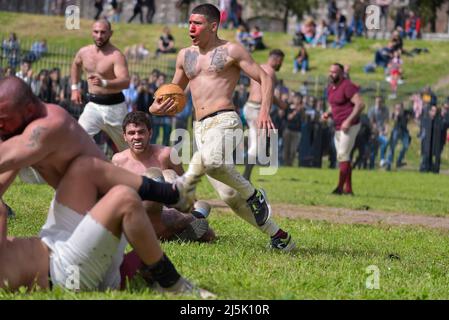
xmin=207 ymin=200 xmax=449 ymax=230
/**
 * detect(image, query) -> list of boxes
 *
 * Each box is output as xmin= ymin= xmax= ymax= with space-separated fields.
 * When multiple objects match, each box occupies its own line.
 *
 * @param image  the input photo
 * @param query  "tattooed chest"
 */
xmin=183 ymin=47 xmax=230 ymax=79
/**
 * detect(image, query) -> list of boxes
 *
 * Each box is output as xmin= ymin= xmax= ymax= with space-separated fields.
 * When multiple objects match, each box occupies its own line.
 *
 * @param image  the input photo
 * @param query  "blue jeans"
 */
xmin=350 ymin=18 xmax=364 ymax=36
xmin=369 ymin=134 xmax=388 ymax=168
xmin=375 ymin=50 xmax=390 ymax=68
xmin=387 ymin=129 xmax=410 ymax=166
xmin=294 ymin=59 xmax=308 ymax=72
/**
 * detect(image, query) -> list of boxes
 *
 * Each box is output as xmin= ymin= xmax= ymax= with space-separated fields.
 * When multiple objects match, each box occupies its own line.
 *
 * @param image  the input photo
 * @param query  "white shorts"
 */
xmin=41 ymin=199 xmax=127 ymax=291
xmin=334 ymin=123 xmax=361 ymax=162
xmin=78 ymin=101 xmax=128 ymax=151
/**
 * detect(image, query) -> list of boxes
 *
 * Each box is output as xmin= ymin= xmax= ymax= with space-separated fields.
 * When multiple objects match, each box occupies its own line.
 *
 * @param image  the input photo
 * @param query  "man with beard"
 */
xmin=242 ymin=49 xmax=287 ymax=181
xmin=326 ymin=63 xmax=365 ymax=195
xmin=149 ymin=4 xmax=296 ymax=252
xmin=71 ymin=19 xmax=130 ymax=152
xmin=112 ymin=111 xmax=216 ymax=242
xmin=0 ymin=76 xmax=211 ymax=296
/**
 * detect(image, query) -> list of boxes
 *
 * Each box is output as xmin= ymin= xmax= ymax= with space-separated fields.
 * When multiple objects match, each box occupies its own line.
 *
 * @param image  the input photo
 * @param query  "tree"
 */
xmin=246 ymin=0 xmax=319 ymax=33
xmin=410 ymin=0 xmax=448 ymax=32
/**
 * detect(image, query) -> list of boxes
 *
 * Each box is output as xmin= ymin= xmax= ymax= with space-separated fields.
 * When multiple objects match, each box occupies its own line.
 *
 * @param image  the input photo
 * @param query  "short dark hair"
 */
xmin=332 ymin=63 xmax=345 ymax=71
xmin=191 ymin=4 xmax=220 ymax=24
xmin=269 ymin=49 xmax=285 ymax=58
xmin=122 ymin=111 xmax=152 ymax=133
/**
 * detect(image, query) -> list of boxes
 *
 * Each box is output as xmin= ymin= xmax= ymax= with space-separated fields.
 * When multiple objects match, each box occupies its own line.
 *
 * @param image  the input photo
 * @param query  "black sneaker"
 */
xmin=5 ymin=202 xmax=15 ymax=219
xmin=269 ymin=234 xmax=296 ymax=252
xmin=247 ymin=189 xmax=272 ymax=226
xmin=396 ymin=161 xmax=407 ymax=168
xmin=331 ymin=187 xmax=343 ymax=195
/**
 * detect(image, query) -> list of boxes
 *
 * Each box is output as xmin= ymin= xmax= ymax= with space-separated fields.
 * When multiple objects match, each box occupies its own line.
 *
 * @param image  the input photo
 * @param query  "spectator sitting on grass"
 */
xmin=332 ymin=10 xmax=350 ymax=49
xmin=2 ymin=32 xmax=20 ymax=68
xmin=155 ymin=26 xmax=176 ymax=57
xmin=300 ymin=18 xmax=316 ymax=47
xmin=375 ymin=41 xmax=394 ymax=69
xmin=312 ymin=20 xmax=329 ymax=48
xmin=391 ymin=30 xmax=404 ymax=54
xmin=293 ymin=45 xmax=309 ymax=74
xmin=249 ymin=26 xmax=266 ymax=51
xmin=124 ymin=43 xmax=150 ymax=60
xmin=236 ymin=25 xmax=252 ymax=51
xmin=28 ymin=39 xmax=48 ymax=62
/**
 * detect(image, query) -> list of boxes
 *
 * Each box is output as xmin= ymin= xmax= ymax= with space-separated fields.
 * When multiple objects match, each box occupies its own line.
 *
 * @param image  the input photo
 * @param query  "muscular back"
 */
xmin=180 ymin=41 xmax=241 ymax=120
xmin=1 ymin=104 xmax=105 ymax=189
xmin=248 ymin=64 xmax=276 ymax=104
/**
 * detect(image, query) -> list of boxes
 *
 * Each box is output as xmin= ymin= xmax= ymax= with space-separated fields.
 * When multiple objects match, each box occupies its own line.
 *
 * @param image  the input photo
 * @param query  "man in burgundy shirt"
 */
xmin=326 ymin=63 xmax=365 ymax=195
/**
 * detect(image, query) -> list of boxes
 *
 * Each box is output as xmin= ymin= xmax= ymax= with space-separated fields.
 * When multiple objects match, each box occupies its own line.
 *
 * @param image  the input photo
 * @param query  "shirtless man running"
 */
xmin=71 ymin=19 xmax=130 ymax=152
xmin=149 ymin=4 xmax=295 ymax=251
xmin=112 ymin=111 xmax=216 ymax=242
xmin=242 ymin=49 xmax=287 ymax=181
xmin=0 ymin=77 xmax=208 ymax=295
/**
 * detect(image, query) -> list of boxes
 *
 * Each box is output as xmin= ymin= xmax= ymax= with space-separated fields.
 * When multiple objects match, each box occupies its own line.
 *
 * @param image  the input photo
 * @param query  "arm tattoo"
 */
xmin=184 ymin=50 xmax=199 ymax=79
xmin=208 ymin=47 xmax=228 ymax=72
xmin=26 ymin=126 xmax=47 ymax=148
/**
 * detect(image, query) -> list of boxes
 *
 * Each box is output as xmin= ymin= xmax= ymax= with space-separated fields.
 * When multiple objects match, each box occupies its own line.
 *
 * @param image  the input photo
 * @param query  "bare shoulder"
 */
xmin=111 ymin=150 xmax=129 ymax=166
xmin=77 ymin=45 xmax=93 ymax=57
xmin=111 ymin=45 xmax=126 ymax=59
xmin=261 ymin=63 xmax=276 ymax=78
xmin=226 ymin=41 xmax=248 ymax=58
xmin=20 ymin=104 xmax=68 ymax=145
xmin=151 ymin=145 xmax=171 ymax=168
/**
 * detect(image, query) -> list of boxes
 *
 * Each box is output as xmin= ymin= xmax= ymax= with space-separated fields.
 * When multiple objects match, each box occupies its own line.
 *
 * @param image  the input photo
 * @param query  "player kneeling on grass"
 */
xmin=0 ymin=183 xmax=214 ymax=297
xmin=112 ymin=111 xmax=215 ymax=243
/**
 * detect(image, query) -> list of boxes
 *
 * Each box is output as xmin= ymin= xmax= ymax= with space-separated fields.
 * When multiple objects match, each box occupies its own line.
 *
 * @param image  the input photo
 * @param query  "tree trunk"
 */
xmin=283 ymin=7 xmax=289 ymax=33
xmin=431 ymin=1 xmax=437 ymax=33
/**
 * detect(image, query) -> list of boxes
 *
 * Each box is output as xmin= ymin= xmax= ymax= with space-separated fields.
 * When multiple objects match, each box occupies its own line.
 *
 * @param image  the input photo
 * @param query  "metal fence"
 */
xmin=0 ymin=37 xmax=176 ymax=80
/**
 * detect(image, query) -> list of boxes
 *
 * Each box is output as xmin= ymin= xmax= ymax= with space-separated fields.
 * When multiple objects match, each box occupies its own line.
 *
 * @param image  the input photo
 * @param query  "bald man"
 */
xmin=71 ymin=19 xmax=130 ymax=152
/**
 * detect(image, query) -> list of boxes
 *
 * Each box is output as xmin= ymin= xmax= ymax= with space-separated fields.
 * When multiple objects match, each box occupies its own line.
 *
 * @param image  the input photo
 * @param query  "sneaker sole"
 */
xmin=175 ymin=219 xmax=210 ymax=242
xmin=268 ymin=236 xmax=297 ymax=253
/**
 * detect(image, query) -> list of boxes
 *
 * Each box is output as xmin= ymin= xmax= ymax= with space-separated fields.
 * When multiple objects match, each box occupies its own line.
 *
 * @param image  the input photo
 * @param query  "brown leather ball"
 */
xmin=154 ymin=83 xmax=186 ymax=116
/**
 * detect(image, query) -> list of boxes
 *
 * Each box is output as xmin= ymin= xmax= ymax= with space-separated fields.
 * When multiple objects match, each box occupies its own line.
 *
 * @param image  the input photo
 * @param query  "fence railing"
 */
xmin=0 ymin=37 xmax=176 ymax=80
xmin=1 ymin=37 xmax=445 ymax=110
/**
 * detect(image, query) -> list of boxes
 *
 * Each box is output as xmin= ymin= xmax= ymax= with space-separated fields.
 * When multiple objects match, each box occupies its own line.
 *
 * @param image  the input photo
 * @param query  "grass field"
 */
xmin=2 ymin=167 xmax=449 ymax=300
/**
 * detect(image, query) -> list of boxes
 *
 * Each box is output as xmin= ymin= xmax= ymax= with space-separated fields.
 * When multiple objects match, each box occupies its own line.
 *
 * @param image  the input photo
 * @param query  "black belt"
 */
xmin=87 ymin=92 xmax=125 ymax=105
xmin=48 ymin=270 xmax=53 ymax=290
xmin=198 ymin=109 xmax=235 ymax=121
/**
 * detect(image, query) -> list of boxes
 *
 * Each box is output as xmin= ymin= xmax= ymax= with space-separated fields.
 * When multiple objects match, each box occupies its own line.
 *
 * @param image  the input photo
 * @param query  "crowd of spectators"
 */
xmin=2 ymin=1 xmax=448 ymax=173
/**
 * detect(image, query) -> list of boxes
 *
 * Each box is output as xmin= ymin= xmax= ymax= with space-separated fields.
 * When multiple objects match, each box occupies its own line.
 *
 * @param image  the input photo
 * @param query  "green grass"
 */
xmin=2 ymin=167 xmax=449 ymax=299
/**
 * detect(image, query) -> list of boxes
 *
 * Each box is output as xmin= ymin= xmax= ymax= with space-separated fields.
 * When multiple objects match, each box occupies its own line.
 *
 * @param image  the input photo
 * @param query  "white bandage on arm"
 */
xmin=101 ymin=79 xmax=108 ymax=88
xmin=71 ymin=83 xmax=81 ymax=91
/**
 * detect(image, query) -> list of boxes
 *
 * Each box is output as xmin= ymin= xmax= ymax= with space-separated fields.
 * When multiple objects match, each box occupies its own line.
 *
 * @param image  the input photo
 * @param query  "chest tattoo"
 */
xmin=184 ymin=50 xmax=199 ymax=78
xmin=208 ymin=47 xmax=228 ymax=72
